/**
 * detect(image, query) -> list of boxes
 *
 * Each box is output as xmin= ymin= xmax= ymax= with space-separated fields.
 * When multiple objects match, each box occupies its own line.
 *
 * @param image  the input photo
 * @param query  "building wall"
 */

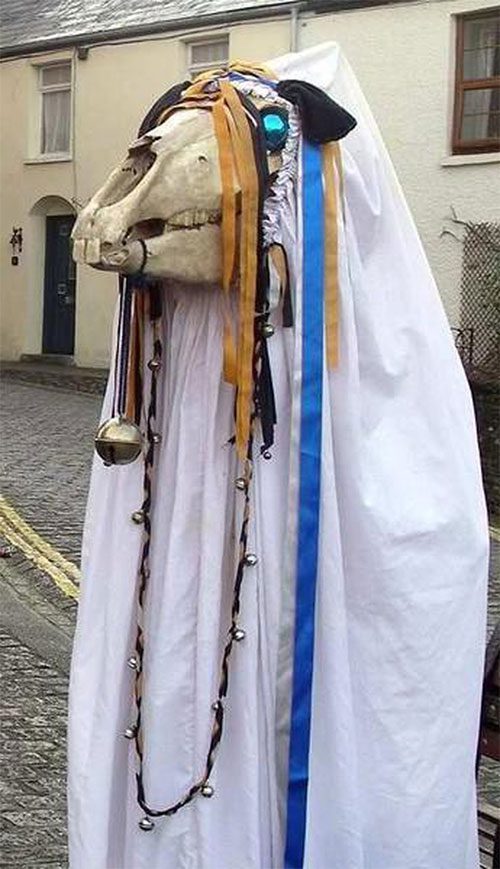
xmin=0 ymin=0 xmax=498 ymax=366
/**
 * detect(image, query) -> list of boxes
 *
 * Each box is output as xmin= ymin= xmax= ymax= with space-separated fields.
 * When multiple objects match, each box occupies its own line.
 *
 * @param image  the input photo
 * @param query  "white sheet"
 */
xmin=68 ymin=43 xmax=489 ymax=869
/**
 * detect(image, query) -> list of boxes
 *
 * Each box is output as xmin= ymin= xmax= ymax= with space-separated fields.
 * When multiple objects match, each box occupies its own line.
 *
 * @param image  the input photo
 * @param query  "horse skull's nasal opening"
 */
xmin=125 ymin=219 xmax=166 ymax=241
xmin=125 ymin=212 xmax=223 ymax=243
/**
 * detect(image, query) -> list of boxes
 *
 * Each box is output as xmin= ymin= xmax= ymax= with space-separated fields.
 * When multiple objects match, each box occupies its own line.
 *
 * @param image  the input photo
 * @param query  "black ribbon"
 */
xmin=277 ymin=79 xmax=356 ymax=143
xmin=138 ymin=82 xmax=190 ymax=136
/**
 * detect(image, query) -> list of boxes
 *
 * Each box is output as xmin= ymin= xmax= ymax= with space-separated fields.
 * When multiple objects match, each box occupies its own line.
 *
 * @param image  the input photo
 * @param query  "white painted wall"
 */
xmin=299 ymin=0 xmax=500 ymax=327
xmin=0 ymin=0 xmax=498 ymax=365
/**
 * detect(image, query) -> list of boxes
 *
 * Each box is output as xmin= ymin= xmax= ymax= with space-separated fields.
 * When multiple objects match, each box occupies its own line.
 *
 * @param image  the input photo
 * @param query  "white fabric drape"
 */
xmin=68 ymin=43 xmax=489 ymax=869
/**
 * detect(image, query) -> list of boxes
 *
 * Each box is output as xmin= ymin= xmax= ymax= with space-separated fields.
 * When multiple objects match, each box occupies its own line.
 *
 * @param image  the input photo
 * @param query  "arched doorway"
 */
xmin=30 ymin=196 xmax=76 ymax=356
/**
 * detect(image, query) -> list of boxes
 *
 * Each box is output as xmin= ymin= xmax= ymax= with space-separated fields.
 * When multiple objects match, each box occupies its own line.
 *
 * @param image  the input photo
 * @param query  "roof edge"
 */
xmin=0 ymin=0 xmax=412 ymax=59
xmin=0 ymin=3 xmax=295 ymax=59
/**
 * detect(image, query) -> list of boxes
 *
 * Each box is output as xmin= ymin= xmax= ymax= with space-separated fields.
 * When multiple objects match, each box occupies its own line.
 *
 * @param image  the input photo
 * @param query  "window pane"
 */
xmin=463 ymin=87 xmax=498 ymax=115
xmin=41 ymin=90 xmax=71 ymax=153
xmin=41 ymin=64 xmax=71 ymax=88
xmin=463 ymin=16 xmax=499 ymax=51
xmin=461 ymin=87 xmax=500 ymax=140
xmin=462 ymin=15 xmax=500 ymax=80
xmin=191 ymin=40 xmax=228 ymax=67
xmin=462 ymin=112 xmax=500 ymax=140
xmin=463 ymin=46 xmax=499 ymax=79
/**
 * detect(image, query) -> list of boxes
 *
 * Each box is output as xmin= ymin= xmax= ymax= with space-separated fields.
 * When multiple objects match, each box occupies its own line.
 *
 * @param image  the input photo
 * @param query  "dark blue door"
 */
xmin=43 ymin=214 xmax=76 ymax=355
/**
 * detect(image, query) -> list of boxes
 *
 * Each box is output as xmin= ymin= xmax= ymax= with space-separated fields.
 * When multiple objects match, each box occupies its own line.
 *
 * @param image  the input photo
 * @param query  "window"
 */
xmin=453 ymin=10 xmax=500 ymax=154
xmin=187 ymin=38 xmax=229 ymax=78
xmin=39 ymin=63 xmax=72 ymax=155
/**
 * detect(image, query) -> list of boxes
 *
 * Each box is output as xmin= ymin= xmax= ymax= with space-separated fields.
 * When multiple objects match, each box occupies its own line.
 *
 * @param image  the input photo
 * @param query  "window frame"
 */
xmin=38 ymin=61 xmax=73 ymax=157
xmin=452 ymin=10 xmax=500 ymax=155
xmin=186 ymin=36 xmax=230 ymax=79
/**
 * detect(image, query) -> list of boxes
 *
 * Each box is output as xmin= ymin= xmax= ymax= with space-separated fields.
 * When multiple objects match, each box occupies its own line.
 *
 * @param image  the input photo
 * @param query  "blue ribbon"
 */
xmin=228 ymin=71 xmax=277 ymax=89
xmin=284 ymin=141 xmax=324 ymax=869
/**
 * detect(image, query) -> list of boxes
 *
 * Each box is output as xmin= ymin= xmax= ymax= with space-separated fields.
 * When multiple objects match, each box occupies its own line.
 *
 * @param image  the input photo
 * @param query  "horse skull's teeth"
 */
xmin=72 ymin=239 xmax=86 ymax=263
xmin=86 ymin=238 xmax=101 ymax=264
xmin=166 ymin=209 xmax=220 ymax=229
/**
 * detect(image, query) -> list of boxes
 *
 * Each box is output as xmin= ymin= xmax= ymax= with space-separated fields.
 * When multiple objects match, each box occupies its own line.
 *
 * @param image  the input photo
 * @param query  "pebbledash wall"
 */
xmin=0 ymin=0 xmax=499 ymax=367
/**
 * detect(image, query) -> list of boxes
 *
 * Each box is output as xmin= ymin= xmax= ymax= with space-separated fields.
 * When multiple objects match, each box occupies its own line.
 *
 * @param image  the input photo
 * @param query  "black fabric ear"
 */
xmin=276 ymin=79 xmax=356 ymax=143
xmin=138 ymin=82 xmax=190 ymax=136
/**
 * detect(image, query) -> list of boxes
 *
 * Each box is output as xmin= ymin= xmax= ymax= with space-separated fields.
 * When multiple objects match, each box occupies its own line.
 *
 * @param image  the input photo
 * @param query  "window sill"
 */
xmin=24 ymin=154 xmax=72 ymax=165
xmin=441 ymin=152 xmax=500 ymax=167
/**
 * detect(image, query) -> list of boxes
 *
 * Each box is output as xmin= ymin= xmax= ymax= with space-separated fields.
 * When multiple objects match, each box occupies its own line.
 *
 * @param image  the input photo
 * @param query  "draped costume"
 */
xmin=68 ymin=44 xmax=489 ymax=869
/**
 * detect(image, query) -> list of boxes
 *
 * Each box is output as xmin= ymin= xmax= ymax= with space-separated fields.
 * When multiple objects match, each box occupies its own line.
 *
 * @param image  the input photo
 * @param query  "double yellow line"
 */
xmin=0 ymin=493 xmax=499 ymax=602
xmin=0 ymin=495 xmax=80 ymax=600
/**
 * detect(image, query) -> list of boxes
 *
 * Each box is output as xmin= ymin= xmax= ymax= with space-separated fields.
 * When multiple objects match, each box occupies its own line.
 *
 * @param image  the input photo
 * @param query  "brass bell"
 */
xmin=94 ymin=416 xmax=143 ymax=465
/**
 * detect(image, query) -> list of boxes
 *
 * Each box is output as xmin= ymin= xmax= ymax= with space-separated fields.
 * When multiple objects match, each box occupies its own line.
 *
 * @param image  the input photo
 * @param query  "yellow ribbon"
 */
xmin=322 ymin=141 xmax=342 ymax=369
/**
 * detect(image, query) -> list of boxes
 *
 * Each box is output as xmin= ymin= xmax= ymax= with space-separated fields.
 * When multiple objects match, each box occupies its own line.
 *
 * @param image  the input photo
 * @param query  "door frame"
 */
xmin=26 ymin=196 xmax=76 ymax=360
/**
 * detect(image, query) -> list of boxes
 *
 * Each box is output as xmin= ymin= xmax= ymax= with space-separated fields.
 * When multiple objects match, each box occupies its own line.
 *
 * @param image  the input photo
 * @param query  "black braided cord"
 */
xmin=128 ymin=78 xmax=273 ymax=824
xmin=129 ymin=311 xmax=266 ymax=821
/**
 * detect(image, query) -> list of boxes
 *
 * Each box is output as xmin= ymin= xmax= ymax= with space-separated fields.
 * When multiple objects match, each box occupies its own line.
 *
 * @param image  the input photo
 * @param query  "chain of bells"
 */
xmin=94 ymin=285 xmax=275 ymax=832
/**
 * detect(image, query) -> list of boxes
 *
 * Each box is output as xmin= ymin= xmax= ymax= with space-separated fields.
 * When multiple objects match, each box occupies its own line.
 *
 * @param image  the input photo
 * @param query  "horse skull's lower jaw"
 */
xmin=72 ymin=237 xmax=138 ymax=270
xmin=75 ymin=223 xmax=222 ymax=285
xmin=73 ymin=210 xmax=223 ymax=273
xmin=98 ymin=241 xmax=146 ymax=273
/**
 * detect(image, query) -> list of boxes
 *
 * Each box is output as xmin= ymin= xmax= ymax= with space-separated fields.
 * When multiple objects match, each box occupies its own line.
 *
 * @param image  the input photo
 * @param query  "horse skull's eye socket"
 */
xmin=261 ymin=108 xmax=289 ymax=153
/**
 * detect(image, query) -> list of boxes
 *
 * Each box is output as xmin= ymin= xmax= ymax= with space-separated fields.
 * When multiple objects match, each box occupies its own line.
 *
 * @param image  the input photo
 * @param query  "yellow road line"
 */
xmin=0 ymin=495 xmax=498 ymax=602
xmin=0 ymin=496 xmax=80 ymax=580
xmin=0 ymin=496 xmax=80 ymax=599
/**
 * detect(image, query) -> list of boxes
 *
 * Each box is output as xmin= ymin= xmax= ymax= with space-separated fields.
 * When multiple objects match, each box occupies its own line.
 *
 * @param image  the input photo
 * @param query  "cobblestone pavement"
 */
xmin=0 ymin=377 xmax=499 ymax=867
xmin=0 ymin=628 xmax=69 ymax=868
xmin=0 ymin=378 xmax=100 ymax=867
xmin=0 ymin=379 xmax=101 ymax=563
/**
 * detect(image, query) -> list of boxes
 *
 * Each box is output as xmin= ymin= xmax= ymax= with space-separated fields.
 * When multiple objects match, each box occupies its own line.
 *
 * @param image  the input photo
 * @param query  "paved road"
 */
xmin=0 ymin=378 xmax=100 ymax=867
xmin=0 ymin=380 xmax=101 ymax=563
xmin=0 ymin=624 xmax=70 ymax=868
xmin=0 ymin=377 xmax=499 ymax=867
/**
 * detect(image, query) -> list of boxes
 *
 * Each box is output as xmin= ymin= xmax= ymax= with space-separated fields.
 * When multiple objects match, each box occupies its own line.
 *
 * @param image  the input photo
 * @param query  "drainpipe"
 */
xmin=289 ymin=3 xmax=301 ymax=53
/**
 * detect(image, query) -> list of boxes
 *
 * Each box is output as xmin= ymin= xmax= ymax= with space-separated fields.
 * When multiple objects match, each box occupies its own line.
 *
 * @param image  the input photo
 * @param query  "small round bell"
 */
xmin=127 ymin=656 xmax=138 ymax=670
xmin=262 ymin=322 xmax=275 ymax=338
xmin=152 ymin=432 xmax=162 ymax=445
xmin=262 ymin=450 xmax=272 ymax=460
xmin=232 ymin=626 xmax=246 ymax=642
xmin=148 ymin=357 xmax=162 ymax=373
xmin=235 ymin=477 xmax=247 ymax=491
xmin=123 ymin=726 xmax=136 ymax=740
xmin=131 ymin=510 xmax=145 ymax=525
xmin=95 ymin=416 xmax=143 ymax=466
xmin=212 ymin=700 xmax=222 ymax=712
xmin=201 ymin=784 xmax=214 ymax=798
xmin=139 ymin=816 xmax=155 ymax=831
xmin=244 ymin=553 xmax=258 ymax=567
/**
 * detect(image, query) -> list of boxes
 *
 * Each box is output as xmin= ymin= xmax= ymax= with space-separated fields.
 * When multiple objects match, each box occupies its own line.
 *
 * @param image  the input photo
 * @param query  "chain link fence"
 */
xmin=452 ymin=221 xmax=500 ymax=517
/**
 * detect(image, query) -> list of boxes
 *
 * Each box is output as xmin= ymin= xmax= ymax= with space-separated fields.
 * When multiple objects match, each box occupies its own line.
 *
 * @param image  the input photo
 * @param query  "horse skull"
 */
xmin=72 ymin=109 xmax=227 ymax=285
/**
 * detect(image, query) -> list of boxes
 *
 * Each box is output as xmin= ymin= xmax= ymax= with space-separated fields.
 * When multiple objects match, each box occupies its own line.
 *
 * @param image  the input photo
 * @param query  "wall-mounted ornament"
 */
xmin=9 ymin=227 xmax=23 ymax=266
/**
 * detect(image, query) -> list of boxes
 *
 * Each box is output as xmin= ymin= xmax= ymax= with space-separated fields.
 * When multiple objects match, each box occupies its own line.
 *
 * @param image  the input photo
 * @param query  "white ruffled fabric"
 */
xmin=68 ymin=43 xmax=488 ymax=869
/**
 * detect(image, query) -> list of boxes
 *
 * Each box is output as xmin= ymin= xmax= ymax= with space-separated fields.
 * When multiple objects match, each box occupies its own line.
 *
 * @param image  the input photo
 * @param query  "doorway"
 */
xmin=42 ymin=214 xmax=76 ymax=355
